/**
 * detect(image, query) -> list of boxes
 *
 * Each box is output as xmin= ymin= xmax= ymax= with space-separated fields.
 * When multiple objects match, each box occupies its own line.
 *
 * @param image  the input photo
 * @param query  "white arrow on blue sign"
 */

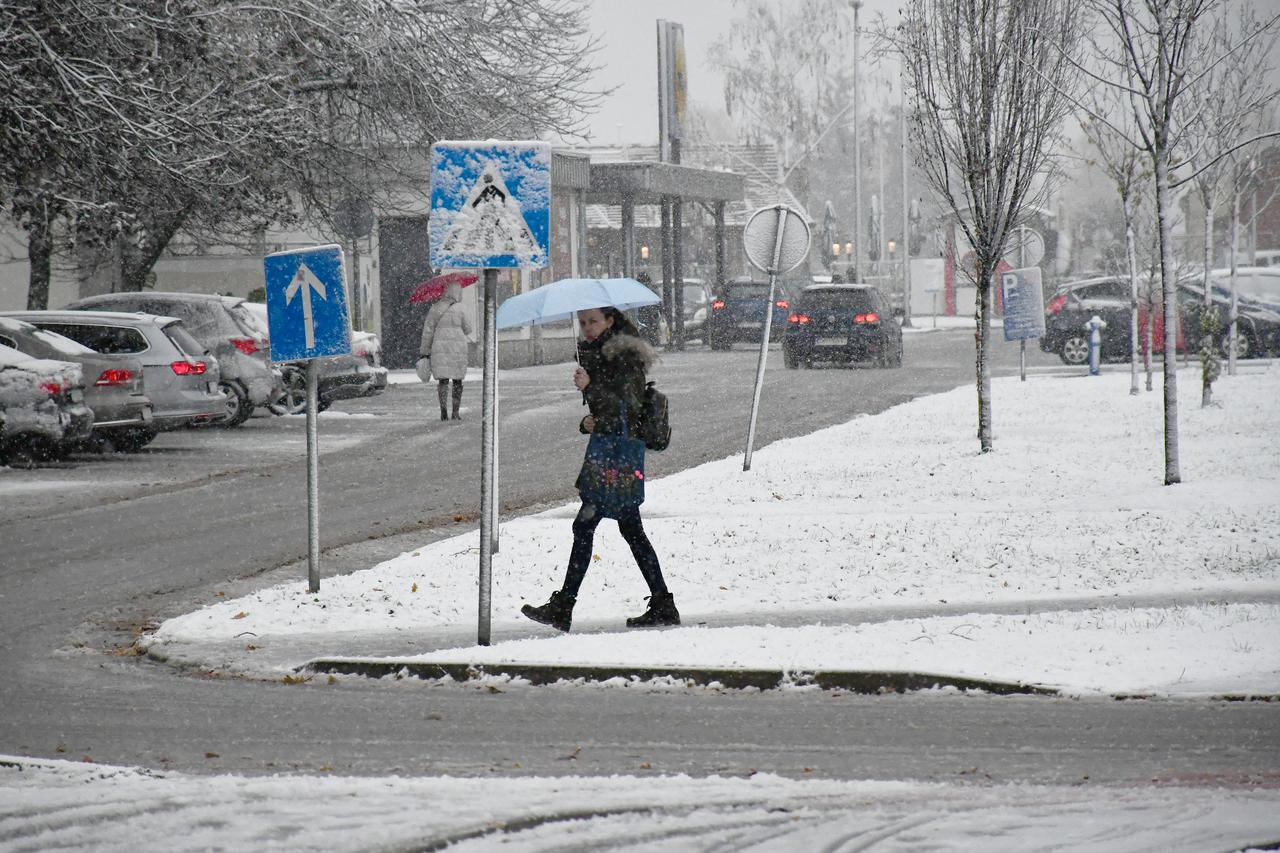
xmin=430 ymin=141 xmax=551 ymax=269
xmin=263 ymin=244 xmax=352 ymax=362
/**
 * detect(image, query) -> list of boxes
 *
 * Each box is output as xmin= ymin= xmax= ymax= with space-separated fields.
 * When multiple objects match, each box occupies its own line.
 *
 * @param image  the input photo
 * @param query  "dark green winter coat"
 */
xmin=576 ymin=328 xmax=656 ymax=438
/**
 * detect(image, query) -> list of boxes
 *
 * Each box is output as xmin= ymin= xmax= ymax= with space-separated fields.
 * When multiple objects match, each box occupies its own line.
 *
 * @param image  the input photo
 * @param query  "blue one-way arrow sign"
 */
xmin=264 ymin=244 xmax=352 ymax=361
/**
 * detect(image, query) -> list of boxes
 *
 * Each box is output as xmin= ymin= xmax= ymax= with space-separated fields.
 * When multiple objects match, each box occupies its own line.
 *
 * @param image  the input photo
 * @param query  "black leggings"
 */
xmin=562 ymin=503 xmax=667 ymax=598
xmin=437 ymin=379 xmax=462 ymax=408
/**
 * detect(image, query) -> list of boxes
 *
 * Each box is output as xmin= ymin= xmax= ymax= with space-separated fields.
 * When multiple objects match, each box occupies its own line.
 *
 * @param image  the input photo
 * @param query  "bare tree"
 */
xmin=1085 ymin=0 xmax=1279 ymax=483
xmin=899 ymin=0 xmax=1084 ymax=452
xmin=1 ymin=0 xmax=603 ymax=306
xmin=1079 ymin=86 xmax=1152 ymax=397
xmin=1181 ymin=5 xmax=1278 ymax=405
xmin=710 ymin=0 xmax=854 ymax=182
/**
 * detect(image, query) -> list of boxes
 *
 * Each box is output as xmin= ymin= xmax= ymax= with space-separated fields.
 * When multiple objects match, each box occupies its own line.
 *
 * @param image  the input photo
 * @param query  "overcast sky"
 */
xmin=582 ymin=0 xmax=905 ymax=146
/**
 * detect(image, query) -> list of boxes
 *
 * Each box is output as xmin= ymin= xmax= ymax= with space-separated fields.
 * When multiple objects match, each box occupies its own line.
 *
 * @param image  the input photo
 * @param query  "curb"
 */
xmin=300 ymin=659 xmax=1060 ymax=696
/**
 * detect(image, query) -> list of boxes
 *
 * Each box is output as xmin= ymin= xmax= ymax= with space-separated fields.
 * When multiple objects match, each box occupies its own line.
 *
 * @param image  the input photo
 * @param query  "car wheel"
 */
xmin=1061 ymin=335 xmax=1089 ymax=365
xmin=215 ymin=381 xmax=252 ymax=428
xmin=267 ymin=370 xmax=307 ymax=416
xmin=1218 ymin=331 xmax=1253 ymax=360
xmin=114 ymin=428 xmax=157 ymax=452
xmin=316 ymin=397 xmax=332 ymax=413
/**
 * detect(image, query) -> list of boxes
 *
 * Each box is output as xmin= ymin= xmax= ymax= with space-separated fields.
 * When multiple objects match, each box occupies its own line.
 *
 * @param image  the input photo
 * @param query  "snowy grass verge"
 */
xmin=146 ymin=366 xmax=1280 ymax=694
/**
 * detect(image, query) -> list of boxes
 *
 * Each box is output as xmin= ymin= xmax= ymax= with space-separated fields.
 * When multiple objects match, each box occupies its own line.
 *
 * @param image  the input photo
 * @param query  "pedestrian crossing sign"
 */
xmin=430 ymin=141 xmax=551 ymax=269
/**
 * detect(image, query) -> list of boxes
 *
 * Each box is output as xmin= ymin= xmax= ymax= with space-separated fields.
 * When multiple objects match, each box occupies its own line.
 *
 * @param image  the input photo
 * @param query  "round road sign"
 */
xmin=743 ymin=205 xmax=810 ymax=275
xmin=1002 ymin=225 xmax=1044 ymax=268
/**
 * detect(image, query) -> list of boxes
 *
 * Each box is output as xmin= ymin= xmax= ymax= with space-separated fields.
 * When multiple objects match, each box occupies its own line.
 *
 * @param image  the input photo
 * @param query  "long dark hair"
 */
xmin=601 ymin=306 xmax=641 ymax=338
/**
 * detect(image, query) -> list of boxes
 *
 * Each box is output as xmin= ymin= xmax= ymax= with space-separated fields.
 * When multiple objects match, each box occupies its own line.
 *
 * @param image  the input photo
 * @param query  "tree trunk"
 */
xmin=26 ymin=217 xmax=52 ymax=310
xmin=120 ymin=208 xmax=189 ymax=292
xmin=1124 ymin=196 xmax=1139 ymax=396
xmin=1227 ymin=189 xmax=1241 ymax=376
xmin=1155 ymin=156 xmax=1180 ymax=485
xmin=974 ymin=257 xmax=993 ymax=453
xmin=1201 ymin=198 xmax=1214 ymax=408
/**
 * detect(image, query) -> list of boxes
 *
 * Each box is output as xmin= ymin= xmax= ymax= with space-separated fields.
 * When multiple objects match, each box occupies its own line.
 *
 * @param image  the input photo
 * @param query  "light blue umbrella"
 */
xmin=495 ymin=277 xmax=660 ymax=329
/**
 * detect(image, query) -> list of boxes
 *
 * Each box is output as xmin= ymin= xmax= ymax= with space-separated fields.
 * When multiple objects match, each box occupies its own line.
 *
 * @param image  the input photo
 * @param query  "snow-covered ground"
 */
xmin=3 ymin=755 xmax=1279 ymax=852
xmin=9 ymin=361 xmax=1280 ymax=849
xmin=146 ymin=363 xmax=1280 ymax=698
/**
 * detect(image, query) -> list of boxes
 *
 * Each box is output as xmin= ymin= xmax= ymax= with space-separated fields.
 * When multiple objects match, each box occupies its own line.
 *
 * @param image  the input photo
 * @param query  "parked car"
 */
xmin=1177 ymin=279 xmax=1280 ymax=360
xmin=1041 ymin=277 xmax=1144 ymax=366
xmin=678 ymin=279 xmax=711 ymax=342
xmin=1 ymin=310 xmax=227 ymax=440
xmin=0 ymin=316 xmax=153 ymax=452
xmin=782 ymin=284 xmax=903 ymax=369
xmin=64 ymin=292 xmax=282 ymax=426
xmin=706 ymin=278 xmax=795 ymax=350
xmin=0 ymin=343 xmax=94 ymax=466
xmin=1042 ymin=274 xmax=1278 ymax=366
xmin=238 ymin=303 xmax=387 ymax=414
xmin=351 ymin=331 xmax=389 ymax=394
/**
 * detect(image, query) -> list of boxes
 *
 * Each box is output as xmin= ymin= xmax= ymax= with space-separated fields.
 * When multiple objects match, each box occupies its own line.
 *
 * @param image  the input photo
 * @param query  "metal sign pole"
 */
xmin=478 ymin=268 xmax=498 ymax=646
xmin=743 ymin=206 xmax=788 ymax=471
xmin=492 ymin=361 xmax=500 ymax=556
xmin=305 ymin=359 xmax=320 ymax=593
xmin=1018 ymin=227 xmax=1027 ymax=382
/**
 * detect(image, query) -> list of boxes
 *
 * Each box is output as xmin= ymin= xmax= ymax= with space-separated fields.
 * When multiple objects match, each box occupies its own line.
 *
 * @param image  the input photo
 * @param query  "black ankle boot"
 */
xmin=439 ymin=406 xmax=449 ymax=421
xmin=626 ymin=592 xmax=680 ymax=627
xmin=521 ymin=590 xmax=575 ymax=632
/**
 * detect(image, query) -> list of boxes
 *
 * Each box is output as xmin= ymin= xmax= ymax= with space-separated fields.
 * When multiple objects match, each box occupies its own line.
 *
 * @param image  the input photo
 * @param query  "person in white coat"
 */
xmin=419 ymin=281 xmax=472 ymax=420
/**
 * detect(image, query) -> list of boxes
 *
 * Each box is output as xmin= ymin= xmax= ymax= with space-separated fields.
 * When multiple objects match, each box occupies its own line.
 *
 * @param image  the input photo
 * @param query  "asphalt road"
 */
xmin=2 ymin=329 xmax=1277 ymax=790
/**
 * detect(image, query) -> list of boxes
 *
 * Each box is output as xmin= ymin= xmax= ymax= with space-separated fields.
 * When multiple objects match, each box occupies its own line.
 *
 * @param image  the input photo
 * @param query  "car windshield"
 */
xmin=800 ymin=290 xmax=878 ymax=312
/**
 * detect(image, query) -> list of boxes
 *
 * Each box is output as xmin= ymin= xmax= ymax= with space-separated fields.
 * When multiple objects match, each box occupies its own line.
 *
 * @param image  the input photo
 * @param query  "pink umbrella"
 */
xmin=408 ymin=271 xmax=478 ymax=304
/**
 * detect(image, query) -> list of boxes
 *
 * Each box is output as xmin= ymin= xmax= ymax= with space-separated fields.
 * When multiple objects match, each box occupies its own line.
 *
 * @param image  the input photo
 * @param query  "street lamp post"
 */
xmin=851 ymin=0 xmax=863 ymax=285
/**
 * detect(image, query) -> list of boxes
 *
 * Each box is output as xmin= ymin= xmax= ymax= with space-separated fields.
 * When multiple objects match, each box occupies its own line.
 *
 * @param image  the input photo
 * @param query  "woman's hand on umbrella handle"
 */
xmin=573 ymin=366 xmax=590 ymax=391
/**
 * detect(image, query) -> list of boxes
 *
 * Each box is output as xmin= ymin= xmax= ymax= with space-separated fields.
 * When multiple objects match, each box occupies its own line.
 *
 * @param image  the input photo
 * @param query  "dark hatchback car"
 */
xmin=1042 ymin=275 xmax=1279 ymax=365
xmin=782 ymin=284 xmax=903 ymax=368
xmin=1041 ymin=277 xmax=1138 ymax=365
xmin=706 ymin=278 xmax=795 ymax=350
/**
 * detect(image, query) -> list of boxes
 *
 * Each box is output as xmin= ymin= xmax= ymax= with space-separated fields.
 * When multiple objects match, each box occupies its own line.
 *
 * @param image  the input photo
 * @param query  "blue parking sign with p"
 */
xmin=263 ymin=245 xmax=352 ymax=362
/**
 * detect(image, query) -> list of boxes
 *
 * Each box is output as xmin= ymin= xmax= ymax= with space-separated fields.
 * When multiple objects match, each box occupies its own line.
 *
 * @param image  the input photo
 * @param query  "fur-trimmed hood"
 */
xmin=599 ymin=331 xmax=658 ymax=372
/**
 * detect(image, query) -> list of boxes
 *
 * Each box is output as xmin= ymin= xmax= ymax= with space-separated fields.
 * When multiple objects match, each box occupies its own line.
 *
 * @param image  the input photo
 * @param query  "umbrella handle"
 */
xmin=572 ymin=314 xmax=581 ymax=363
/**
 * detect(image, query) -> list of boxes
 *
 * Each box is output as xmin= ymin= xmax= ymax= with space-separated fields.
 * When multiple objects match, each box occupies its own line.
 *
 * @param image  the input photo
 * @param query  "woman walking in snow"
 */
xmin=418 ymin=281 xmax=472 ymax=421
xmin=521 ymin=306 xmax=679 ymax=632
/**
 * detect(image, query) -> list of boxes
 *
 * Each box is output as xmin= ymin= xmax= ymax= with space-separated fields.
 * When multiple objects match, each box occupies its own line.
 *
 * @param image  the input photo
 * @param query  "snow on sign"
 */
xmin=263 ymin=244 xmax=352 ymax=362
xmin=430 ymin=141 xmax=550 ymax=269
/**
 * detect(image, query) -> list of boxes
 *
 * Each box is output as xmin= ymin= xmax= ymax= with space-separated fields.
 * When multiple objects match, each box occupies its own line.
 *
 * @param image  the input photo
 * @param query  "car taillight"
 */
xmin=855 ymin=312 xmax=880 ymax=324
xmin=1047 ymin=293 xmax=1068 ymax=315
xmin=171 ymin=361 xmax=207 ymax=375
xmin=40 ymin=381 xmax=63 ymax=395
xmin=788 ymin=313 xmax=811 ymax=324
xmin=712 ymin=299 xmax=726 ymax=310
xmin=95 ymin=368 xmax=134 ymax=386
xmin=775 ymin=299 xmax=789 ymax=309
xmin=231 ymin=337 xmax=260 ymax=355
